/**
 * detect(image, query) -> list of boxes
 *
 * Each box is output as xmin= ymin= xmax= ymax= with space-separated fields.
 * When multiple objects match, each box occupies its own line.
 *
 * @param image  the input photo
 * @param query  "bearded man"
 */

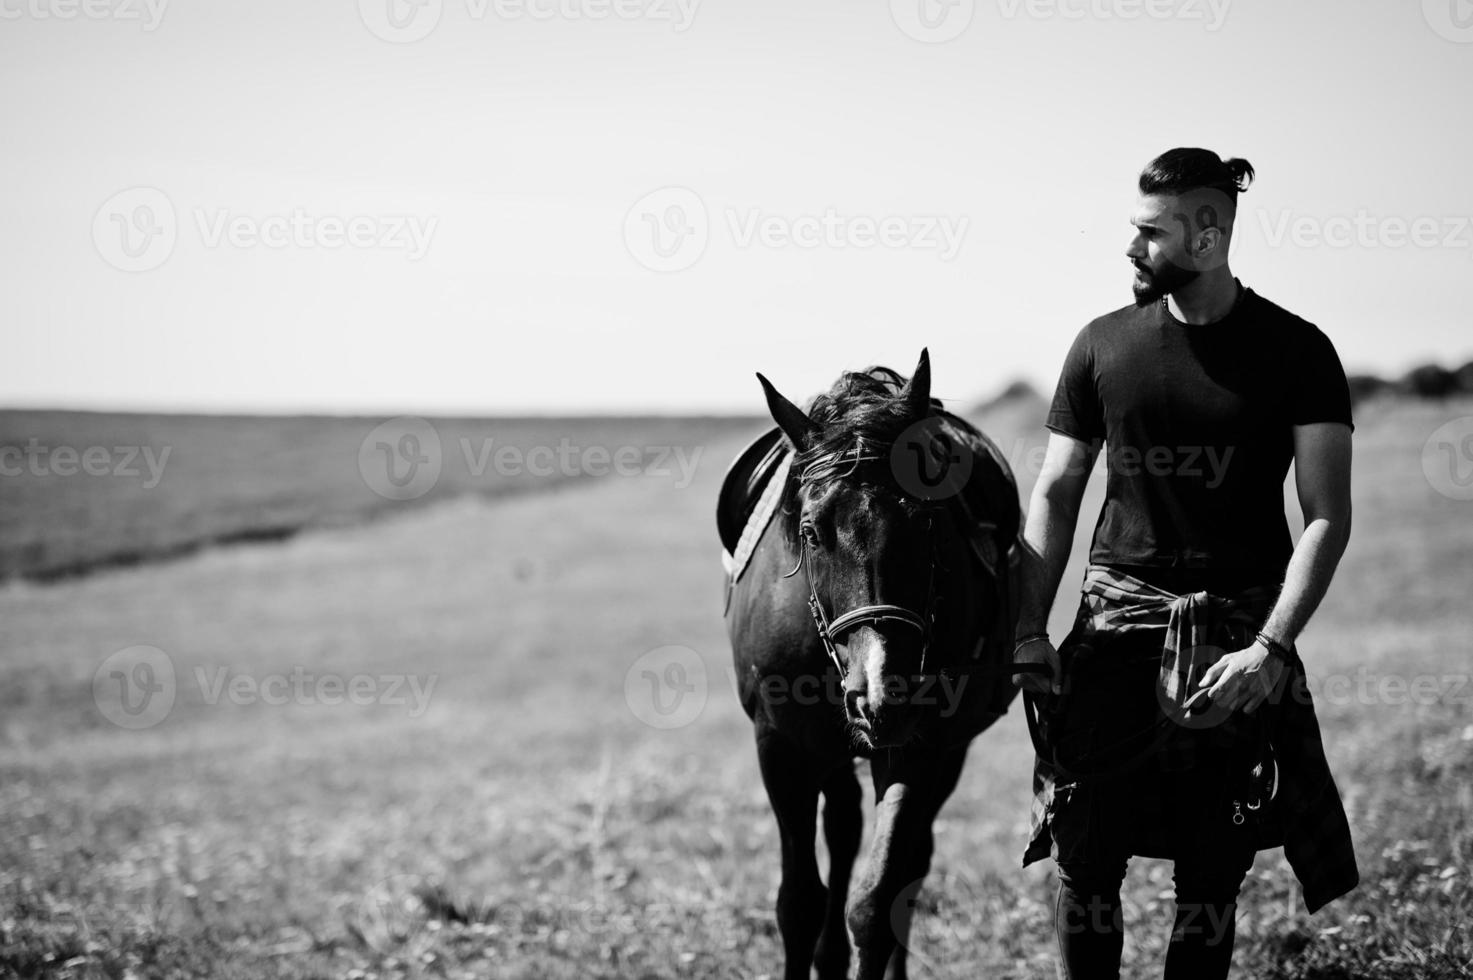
xmin=1012 ymin=147 xmax=1359 ymax=979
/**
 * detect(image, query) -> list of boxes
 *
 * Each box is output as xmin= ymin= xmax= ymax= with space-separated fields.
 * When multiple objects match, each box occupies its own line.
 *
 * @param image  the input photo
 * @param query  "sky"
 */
xmin=3 ymin=0 xmax=1471 ymax=415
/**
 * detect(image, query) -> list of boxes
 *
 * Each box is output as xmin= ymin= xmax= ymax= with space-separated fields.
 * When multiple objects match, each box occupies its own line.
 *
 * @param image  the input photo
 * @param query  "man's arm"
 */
xmin=1013 ymin=431 xmax=1100 ymax=694
xmin=1261 ymin=422 xmax=1354 ymax=645
xmin=1203 ymin=421 xmax=1353 ymax=712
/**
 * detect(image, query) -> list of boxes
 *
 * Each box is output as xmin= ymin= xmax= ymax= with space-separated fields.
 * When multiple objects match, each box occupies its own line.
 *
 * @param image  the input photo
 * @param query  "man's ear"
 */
xmin=756 ymin=373 xmax=820 ymax=451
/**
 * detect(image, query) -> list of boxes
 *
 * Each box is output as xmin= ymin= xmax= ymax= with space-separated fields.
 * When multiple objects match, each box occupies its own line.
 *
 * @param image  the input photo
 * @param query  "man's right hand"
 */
xmin=1012 ymin=637 xmax=1062 ymax=695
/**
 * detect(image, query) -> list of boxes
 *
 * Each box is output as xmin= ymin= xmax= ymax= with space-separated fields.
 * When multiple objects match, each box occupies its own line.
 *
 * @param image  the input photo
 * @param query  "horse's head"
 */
xmin=757 ymin=349 xmax=973 ymax=750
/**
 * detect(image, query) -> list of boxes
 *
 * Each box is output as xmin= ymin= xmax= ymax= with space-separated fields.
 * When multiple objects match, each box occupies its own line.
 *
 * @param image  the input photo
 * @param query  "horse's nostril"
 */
xmin=846 ymin=690 xmax=873 ymax=725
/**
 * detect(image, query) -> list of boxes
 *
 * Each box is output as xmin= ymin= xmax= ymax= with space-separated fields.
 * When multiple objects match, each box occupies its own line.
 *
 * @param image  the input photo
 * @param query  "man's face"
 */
xmin=1127 ymin=188 xmax=1236 ymax=307
xmin=1126 ymin=193 xmax=1202 ymax=306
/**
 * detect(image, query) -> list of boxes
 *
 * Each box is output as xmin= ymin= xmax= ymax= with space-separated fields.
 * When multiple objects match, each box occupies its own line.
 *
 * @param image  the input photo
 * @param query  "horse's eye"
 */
xmin=801 ymin=523 xmax=820 ymax=547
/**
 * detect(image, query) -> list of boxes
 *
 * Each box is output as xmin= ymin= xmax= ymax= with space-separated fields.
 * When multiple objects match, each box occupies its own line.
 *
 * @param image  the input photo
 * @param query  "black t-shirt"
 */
xmin=1046 ymin=286 xmax=1354 ymax=589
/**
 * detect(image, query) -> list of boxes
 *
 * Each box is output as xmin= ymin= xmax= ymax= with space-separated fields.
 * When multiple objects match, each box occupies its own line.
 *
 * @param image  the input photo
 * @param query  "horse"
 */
xmin=719 ymin=349 xmax=1023 ymax=980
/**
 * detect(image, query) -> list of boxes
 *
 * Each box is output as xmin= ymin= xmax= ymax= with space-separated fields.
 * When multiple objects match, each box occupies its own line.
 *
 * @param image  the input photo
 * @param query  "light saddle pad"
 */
xmin=721 ymin=451 xmax=793 ymax=583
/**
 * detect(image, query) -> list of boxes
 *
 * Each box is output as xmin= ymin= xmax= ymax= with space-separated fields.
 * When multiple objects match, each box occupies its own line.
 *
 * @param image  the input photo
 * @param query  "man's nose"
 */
xmin=845 ymin=688 xmax=874 ymax=726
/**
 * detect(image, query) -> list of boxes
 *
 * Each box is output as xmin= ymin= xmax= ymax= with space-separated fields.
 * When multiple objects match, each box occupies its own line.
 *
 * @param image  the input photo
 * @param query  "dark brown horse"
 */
xmin=720 ymin=350 xmax=1022 ymax=980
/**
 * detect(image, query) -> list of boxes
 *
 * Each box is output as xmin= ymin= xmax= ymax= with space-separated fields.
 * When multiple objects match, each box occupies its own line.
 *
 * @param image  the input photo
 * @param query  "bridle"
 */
xmin=782 ymin=442 xmax=939 ymax=676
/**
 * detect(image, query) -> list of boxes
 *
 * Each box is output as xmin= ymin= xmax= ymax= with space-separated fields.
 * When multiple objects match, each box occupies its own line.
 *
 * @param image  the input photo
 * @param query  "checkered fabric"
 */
xmin=1022 ymin=564 xmax=1360 ymax=914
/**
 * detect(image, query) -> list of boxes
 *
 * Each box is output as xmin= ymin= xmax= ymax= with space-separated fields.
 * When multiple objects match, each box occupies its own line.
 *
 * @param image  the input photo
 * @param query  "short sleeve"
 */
xmin=1290 ymin=327 xmax=1355 ymax=433
xmin=1045 ymin=324 xmax=1104 ymax=443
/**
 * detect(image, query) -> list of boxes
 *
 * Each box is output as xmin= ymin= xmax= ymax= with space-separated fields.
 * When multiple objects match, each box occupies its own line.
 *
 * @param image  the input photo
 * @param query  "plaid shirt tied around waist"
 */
xmin=1022 ymin=564 xmax=1360 ymax=914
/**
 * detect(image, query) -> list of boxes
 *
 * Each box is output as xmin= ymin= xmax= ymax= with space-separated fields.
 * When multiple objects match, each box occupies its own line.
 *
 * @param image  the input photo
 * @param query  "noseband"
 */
xmin=783 ymin=443 xmax=938 ymax=675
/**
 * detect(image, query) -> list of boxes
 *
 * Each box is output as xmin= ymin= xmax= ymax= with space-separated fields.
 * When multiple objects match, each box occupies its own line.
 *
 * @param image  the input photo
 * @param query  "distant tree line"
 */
xmin=1348 ymin=360 xmax=1473 ymax=404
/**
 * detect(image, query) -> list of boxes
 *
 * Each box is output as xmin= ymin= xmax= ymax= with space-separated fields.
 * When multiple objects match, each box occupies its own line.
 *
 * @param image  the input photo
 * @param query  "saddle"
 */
xmin=717 ymin=426 xmax=788 ymax=560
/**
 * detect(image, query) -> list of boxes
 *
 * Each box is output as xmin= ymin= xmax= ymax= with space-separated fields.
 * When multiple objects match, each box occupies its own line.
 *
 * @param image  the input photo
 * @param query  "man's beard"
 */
xmin=1132 ymin=259 xmax=1200 ymax=307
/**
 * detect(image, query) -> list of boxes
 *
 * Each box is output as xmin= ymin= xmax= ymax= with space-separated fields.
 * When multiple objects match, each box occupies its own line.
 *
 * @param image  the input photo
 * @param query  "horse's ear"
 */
xmin=902 ymin=347 xmax=932 ymax=415
xmin=757 ymin=373 xmax=820 ymax=451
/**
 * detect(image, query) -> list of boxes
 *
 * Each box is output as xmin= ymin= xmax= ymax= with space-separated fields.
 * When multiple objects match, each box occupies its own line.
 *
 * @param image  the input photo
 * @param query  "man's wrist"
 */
xmin=1013 ymin=631 xmax=1049 ymax=655
xmin=1255 ymin=629 xmax=1293 ymax=663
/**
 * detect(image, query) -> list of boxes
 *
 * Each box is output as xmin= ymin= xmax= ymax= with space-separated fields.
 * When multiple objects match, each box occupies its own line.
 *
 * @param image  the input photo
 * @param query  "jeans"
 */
xmin=1056 ymin=846 xmax=1255 ymax=978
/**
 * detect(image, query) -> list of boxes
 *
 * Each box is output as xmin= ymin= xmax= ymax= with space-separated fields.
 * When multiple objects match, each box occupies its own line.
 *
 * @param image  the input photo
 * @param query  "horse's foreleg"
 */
xmin=847 ymin=745 xmax=968 ymax=980
xmin=814 ymin=761 xmax=863 ymax=980
xmin=757 ymin=730 xmax=825 ymax=980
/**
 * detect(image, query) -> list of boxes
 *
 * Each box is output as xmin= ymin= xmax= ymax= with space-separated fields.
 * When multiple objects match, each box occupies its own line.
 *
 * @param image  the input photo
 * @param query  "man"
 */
xmin=1012 ymin=148 xmax=1359 ymax=979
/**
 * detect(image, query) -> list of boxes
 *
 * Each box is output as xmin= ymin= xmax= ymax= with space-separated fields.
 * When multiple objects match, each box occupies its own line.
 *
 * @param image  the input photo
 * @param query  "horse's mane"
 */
xmin=779 ymin=365 xmax=944 ymax=538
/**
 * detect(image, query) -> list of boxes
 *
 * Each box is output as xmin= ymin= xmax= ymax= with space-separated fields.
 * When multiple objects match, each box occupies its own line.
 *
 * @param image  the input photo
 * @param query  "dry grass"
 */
xmin=1 ymin=398 xmax=1471 ymax=978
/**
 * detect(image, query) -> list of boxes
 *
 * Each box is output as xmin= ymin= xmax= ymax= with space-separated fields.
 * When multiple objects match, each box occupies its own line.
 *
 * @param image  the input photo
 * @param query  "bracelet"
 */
xmin=1255 ymin=630 xmax=1293 ymax=663
xmin=1013 ymin=632 xmax=1049 ymax=655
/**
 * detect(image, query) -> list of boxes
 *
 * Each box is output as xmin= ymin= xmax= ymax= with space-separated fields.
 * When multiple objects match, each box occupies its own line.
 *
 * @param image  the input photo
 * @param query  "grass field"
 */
xmin=1 ymin=397 xmax=1471 ymax=979
xmin=0 ymin=412 xmax=756 ymax=582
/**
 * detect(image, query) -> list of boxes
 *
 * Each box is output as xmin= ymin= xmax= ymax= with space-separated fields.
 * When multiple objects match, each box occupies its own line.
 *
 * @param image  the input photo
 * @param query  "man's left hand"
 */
xmin=1199 ymin=642 xmax=1285 ymax=714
